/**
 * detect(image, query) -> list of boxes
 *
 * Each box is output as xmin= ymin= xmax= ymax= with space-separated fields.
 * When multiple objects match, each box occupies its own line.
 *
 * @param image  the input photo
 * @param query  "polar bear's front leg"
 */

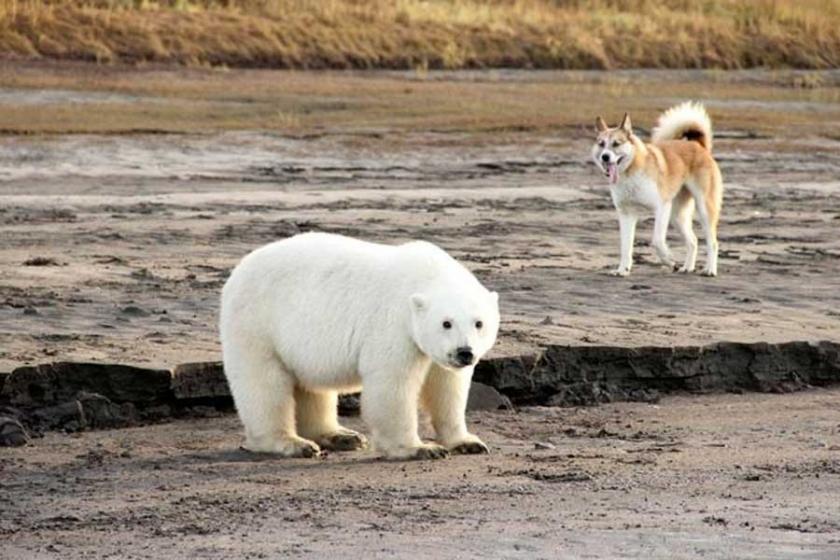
xmin=295 ymin=388 xmax=367 ymax=452
xmin=361 ymin=363 xmax=448 ymax=460
xmin=421 ymin=364 xmax=489 ymax=455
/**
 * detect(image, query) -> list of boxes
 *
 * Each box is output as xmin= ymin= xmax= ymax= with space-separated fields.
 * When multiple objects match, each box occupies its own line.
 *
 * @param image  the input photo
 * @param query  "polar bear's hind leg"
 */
xmin=295 ymin=388 xmax=368 ymax=451
xmin=224 ymin=346 xmax=320 ymax=458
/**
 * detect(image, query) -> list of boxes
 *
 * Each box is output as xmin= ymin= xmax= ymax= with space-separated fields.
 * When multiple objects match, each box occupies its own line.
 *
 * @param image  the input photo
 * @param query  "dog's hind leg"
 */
xmin=687 ymin=170 xmax=722 ymax=276
xmin=652 ymin=201 xmax=676 ymax=269
xmin=704 ymin=167 xmax=723 ymax=276
xmin=671 ymin=189 xmax=697 ymax=273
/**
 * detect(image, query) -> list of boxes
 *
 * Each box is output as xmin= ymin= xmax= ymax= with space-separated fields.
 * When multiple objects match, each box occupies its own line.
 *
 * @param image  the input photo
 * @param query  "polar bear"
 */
xmin=220 ymin=232 xmax=500 ymax=460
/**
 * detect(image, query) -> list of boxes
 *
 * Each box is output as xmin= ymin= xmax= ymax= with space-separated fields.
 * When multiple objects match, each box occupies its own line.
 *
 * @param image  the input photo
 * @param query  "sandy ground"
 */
xmin=2 ymin=127 xmax=840 ymax=370
xmin=1 ymin=67 xmax=840 ymax=558
xmin=2 ymin=389 xmax=840 ymax=559
xmin=1 ymin=67 xmax=840 ymax=370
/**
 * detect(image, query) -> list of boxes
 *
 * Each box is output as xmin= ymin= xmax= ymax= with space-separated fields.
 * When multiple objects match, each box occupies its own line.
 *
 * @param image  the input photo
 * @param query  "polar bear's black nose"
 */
xmin=455 ymin=347 xmax=474 ymax=366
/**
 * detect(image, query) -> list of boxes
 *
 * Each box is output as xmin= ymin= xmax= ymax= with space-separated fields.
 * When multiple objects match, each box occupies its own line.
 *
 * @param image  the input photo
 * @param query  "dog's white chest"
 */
xmin=610 ymin=173 xmax=660 ymax=213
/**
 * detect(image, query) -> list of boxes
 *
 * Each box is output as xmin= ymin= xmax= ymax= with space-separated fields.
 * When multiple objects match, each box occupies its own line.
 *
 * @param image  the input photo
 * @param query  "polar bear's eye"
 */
xmin=475 ymin=320 xmax=483 ymax=329
xmin=442 ymin=320 xmax=452 ymax=330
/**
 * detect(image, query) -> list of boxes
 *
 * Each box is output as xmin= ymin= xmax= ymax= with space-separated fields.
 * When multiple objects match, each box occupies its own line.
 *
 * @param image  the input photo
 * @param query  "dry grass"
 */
xmin=0 ymin=0 xmax=839 ymax=70
xmin=1 ymin=61 xmax=838 ymax=137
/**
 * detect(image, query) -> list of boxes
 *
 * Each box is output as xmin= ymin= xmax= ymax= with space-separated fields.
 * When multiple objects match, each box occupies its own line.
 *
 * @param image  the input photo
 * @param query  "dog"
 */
xmin=591 ymin=102 xmax=723 ymax=277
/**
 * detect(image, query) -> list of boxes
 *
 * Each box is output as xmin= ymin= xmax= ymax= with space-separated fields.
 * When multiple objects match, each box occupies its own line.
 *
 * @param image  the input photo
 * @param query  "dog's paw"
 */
xmin=700 ymin=268 xmax=717 ymax=277
xmin=676 ymin=265 xmax=695 ymax=274
xmin=609 ymin=268 xmax=630 ymax=277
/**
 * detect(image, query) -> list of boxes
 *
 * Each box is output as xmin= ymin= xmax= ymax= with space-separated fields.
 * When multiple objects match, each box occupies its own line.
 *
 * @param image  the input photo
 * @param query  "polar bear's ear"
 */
xmin=410 ymin=294 xmax=428 ymax=313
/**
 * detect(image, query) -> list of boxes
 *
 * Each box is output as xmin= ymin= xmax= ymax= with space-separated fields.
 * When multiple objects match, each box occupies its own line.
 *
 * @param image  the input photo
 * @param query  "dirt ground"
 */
xmin=1 ymin=65 xmax=840 ymax=557
xmin=2 ymin=390 xmax=840 ymax=559
xmin=2 ymin=69 xmax=840 ymax=370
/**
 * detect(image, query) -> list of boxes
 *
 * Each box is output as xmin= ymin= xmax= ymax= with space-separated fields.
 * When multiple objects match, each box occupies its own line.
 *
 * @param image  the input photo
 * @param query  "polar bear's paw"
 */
xmin=446 ymin=433 xmax=489 ymax=455
xmin=378 ymin=442 xmax=449 ymax=461
xmin=316 ymin=428 xmax=368 ymax=452
xmin=243 ymin=435 xmax=321 ymax=458
xmin=450 ymin=440 xmax=489 ymax=455
xmin=410 ymin=443 xmax=450 ymax=461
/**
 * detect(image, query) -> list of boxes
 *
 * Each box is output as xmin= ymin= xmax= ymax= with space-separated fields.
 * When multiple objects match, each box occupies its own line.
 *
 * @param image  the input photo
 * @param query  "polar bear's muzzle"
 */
xmin=452 ymin=346 xmax=475 ymax=368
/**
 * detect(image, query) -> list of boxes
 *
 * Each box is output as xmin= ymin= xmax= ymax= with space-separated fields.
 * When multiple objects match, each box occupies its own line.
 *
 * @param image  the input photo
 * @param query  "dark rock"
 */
xmin=547 ymin=382 xmax=618 ymax=407
xmin=77 ymin=392 xmax=137 ymax=429
xmin=472 ymin=353 xmax=541 ymax=403
xmin=0 ymin=405 xmax=25 ymax=419
xmin=120 ymin=306 xmax=149 ymax=317
xmin=467 ymin=382 xmax=513 ymax=411
xmin=1 ymin=362 xmax=172 ymax=407
xmin=32 ymin=400 xmax=85 ymax=432
xmin=338 ymin=393 xmax=361 ymax=417
xmin=0 ymin=371 xmax=7 ymax=398
xmin=0 ymin=415 xmax=29 ymax=446
xmin=31 ymin=392 xmax=137 ymax=431
xmin=182 ymin=405 xmax=223 ymax=418
xmin=476 ymin=341 xmax=840 ymax=407
xmin=23 ymin=256 xmax=60 ymax=266
xmin=141 ymin=404 xmax=173 ymax=422
xmin=171 ymin=362 xmax=229 ymax=400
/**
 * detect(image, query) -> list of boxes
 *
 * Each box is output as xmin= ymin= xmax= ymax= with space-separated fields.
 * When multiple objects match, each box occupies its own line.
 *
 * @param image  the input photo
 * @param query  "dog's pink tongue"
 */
xmin=607 ymin=163 xmax=619 ymax=184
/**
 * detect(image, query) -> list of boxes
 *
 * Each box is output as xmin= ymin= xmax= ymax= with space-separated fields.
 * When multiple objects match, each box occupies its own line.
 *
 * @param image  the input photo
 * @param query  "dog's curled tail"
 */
xmin=651 ymin=101 xmax=713 ymax=152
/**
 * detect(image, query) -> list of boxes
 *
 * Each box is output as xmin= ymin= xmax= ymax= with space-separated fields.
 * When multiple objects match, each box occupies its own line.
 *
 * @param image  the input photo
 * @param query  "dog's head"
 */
xmin=592 ymin=113 xmax=635 ymax=185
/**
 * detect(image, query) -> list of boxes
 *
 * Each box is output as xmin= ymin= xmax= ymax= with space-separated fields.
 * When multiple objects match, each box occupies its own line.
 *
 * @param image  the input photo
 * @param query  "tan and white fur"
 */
xmin=592 ymin=102 xmax=723 ymax=277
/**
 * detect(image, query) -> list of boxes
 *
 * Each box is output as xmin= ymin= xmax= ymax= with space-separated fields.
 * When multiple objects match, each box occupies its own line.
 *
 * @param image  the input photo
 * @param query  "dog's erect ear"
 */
xmin=620 ymin=113 xmax=632 ymax=133
xmin=595 ymin=116 xmax=608 ymax=133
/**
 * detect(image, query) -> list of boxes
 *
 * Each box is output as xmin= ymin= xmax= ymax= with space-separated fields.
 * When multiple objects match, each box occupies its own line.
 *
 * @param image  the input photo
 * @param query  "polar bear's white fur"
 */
xmin=220 ymin=232 xmax=500 ymax=460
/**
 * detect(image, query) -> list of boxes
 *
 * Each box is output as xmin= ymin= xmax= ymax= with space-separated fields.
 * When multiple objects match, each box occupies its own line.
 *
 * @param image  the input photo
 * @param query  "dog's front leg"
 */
xmin=611 ymin=212 xmax=637 ymax=276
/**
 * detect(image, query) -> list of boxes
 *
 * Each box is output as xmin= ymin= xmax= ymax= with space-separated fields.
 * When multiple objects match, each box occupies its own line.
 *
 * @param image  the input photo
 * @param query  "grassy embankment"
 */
xmin=1 ymin=0 xmax=839 ymax=70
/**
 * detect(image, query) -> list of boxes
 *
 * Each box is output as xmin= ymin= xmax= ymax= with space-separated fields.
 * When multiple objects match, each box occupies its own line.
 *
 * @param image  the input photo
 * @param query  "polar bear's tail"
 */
xmin=651 ymin=101 xmax=713 ymax=152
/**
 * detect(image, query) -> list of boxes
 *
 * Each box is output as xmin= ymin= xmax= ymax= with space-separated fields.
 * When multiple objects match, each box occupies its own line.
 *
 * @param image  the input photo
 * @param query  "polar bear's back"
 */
xmin=219 ymin=233 xmax=471 ymax=386
xmin=221 ymin=232 xmax=401 ymax=328
xmin=223 ymin=232 xmax=451 ymax=296
xmin=223 ymin=232 xmax=472 ymax=302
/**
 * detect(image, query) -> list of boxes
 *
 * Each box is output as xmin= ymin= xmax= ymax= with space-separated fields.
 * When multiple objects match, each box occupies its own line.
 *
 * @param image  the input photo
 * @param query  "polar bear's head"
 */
xmin=409 ymin=288 xmax=500 ymax=371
